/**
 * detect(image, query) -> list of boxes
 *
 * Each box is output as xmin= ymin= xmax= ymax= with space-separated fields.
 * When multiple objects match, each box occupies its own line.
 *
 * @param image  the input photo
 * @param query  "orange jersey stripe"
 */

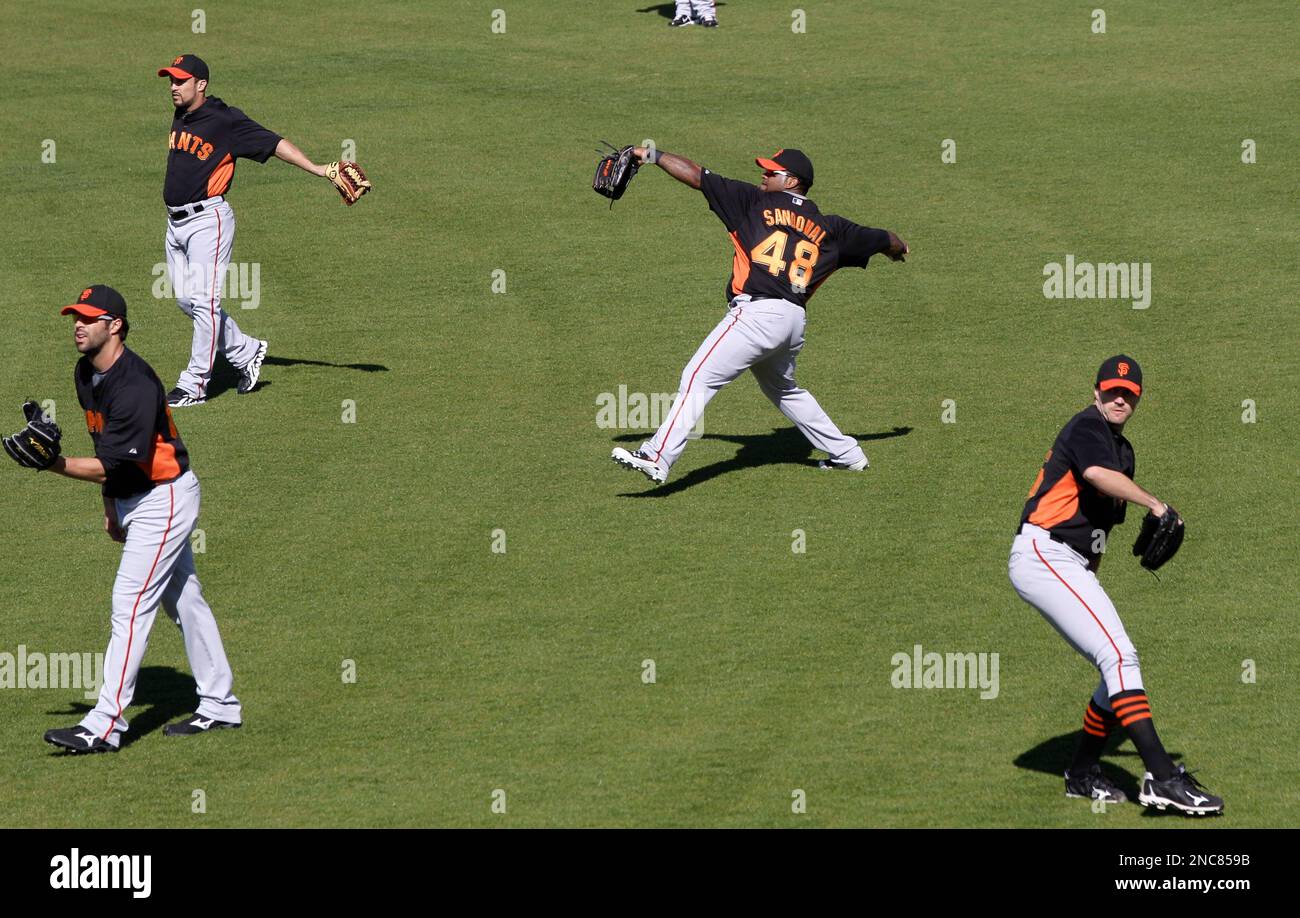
xmin=1028 ymin=469 xmax=1080 ymax=528
xmin=137 ymin=435 xmax=182 ymax=482
xmin=728 ymin=231 xmax=751 ymax=296
xmin=207 ymin=153 xmax=234 ymax=197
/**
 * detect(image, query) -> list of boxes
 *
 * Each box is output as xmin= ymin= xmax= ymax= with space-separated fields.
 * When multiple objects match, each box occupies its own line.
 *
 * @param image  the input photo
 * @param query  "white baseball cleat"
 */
xmin=818 ymin=455 xmax=869 ymax=471
xmin=611 ymin=447 xmax=668 ymax=484
xmin=237 ymin=339 xmax=268 ymax=395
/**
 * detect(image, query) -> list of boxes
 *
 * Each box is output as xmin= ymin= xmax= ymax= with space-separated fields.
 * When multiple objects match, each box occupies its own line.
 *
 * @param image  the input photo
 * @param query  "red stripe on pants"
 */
xmin=1032 ymin=539 xmax=1126 ymax=692
xmin=198 ymin=209 xmax=222 ymax=395
xmin=651 ymin=308 xmax=743 ymax=464
xmin=102 ymin=484 xmax=176 ymax=740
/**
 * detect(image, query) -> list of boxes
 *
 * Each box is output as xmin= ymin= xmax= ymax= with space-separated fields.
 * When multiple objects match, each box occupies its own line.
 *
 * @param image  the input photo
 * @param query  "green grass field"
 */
xmin=1 ymin=0 xmax=1295 ymax=827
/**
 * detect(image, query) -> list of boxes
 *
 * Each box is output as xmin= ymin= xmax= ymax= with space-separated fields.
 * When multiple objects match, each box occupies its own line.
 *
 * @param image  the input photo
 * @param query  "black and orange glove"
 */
xmin=592 ymin=142 xmax=639 ymax=204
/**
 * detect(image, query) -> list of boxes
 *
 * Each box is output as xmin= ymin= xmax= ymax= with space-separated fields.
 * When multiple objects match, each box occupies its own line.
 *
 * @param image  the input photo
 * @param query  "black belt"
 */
xmin=1018 ymin=523 xmax=1071 ymax=547
xmin=168 ymin=202 xmax=206 ymax=221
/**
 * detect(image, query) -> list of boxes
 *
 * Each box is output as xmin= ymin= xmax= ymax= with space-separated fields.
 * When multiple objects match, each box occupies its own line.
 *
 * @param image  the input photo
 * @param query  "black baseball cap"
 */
xmin=158 ymin=54 xmax=209 ymax=82
xmin=61 ymin=285 xmax=127 ymax=321
xmin=1096 ymin=354 xmax=1142 ymax=397
xmin=755 ymin=148 xmax=814 ymax=189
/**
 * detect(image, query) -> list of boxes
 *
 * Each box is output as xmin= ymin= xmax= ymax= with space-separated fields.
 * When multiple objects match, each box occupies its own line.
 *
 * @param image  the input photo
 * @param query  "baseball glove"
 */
xmin=324 ymin=161 xmax=372 ymax=206
xmin=3 ymin=401 xmax=62 ymax=471
xmin=592 ymin=142 xmax=639 ymax=204
xmin=1132 ymin=504 xmax=1184 ymax=570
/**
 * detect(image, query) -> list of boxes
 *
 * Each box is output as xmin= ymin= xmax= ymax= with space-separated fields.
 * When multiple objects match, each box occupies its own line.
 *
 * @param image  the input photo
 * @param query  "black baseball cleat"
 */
xmin=167 ymin=387 xmax=205 ymax=408
xmin=1064 ymin=764 xmax=1128 ymax=804
xmin=698 ymin=17 xmax=719 ymax=27
xmin=164 ymin=713 xmax=242 ymax=736
xmin=44 ymin=727 xmax=117 ymax=754
xmin=669 ymin=15 xmax=693 ymax=27
xmin=1138 ymin=765 xmax=1224 ymax=816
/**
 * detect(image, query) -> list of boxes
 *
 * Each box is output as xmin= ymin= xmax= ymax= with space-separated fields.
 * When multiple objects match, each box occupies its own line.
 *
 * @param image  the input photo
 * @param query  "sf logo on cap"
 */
xmin=173 ymin=56 xmax=184 ymax=66
xmin=1117 ymin=361 xmax=1130 ymax=377
xmin=80 ymin=288 xmax=92 ymax=301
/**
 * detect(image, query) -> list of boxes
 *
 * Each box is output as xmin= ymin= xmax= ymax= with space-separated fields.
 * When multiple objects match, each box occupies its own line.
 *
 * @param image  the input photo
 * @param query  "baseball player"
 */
xmin=610 ymin=147 xmax=908 ymax=484
xmin=3 ymin=285 xmax=241 ymax=752
xmin=671 ymin=0 xmax=718 ymax=27
xmin=1008 ymin=356 xmax=1223 ymax=815
xmin=159 ymin=54 xmax=368 ymax=407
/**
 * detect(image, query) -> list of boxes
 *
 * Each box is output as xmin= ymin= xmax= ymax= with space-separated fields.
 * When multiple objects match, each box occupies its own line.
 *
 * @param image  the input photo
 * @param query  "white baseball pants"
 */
xmin=1008 ymin=523 xmax=1144 ymax=698
xmin=639 ymin=298 xmax=866 ymax=471
xmin=81 ymin=471 xmax=241 ymax=746
xmin=165 ymin=197 xmax=262 ymax=398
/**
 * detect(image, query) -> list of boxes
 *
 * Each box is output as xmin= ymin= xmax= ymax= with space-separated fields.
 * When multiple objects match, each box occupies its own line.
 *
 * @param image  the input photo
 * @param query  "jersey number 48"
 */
xmin=751 ymin=230 xmax=820 ymax=290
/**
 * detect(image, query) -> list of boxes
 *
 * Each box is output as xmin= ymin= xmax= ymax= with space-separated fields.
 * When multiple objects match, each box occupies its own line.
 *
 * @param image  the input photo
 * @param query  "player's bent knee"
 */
xmin=1094 ymin=648 xmax=1121 ymax=678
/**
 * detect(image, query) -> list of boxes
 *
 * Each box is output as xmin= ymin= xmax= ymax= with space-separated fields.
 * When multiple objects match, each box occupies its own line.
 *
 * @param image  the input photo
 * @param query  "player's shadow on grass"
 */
xmin=45 ymin=666 xmax=200 ymax=752
xmin=204 ymin=355 xmax=390 ymax=401
xmin=613 ymin=424 xmax=911 ymax=497
xmin=1015 ymin=731 xmax=1184 ymax=812
xmin=636 ymin=2 xmax=728 ymax=20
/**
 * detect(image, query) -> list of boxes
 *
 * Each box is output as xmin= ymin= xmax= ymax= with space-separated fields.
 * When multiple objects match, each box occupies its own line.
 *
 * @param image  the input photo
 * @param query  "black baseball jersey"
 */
xmin=1019 ymin=405 xmax=1134 ymax=560
xmin=74 ymin=348 xmax=190 ymax=499
xmin=699 ymin=169 xmax=892 ymax=308
xmin=164 ymin=97 xmax=282 ymax=207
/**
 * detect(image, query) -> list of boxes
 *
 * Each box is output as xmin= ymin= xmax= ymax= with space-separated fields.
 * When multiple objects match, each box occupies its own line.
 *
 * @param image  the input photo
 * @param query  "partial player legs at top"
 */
xmin=691 ymin=0 xmax=718 ymax=24
xmin=165 ymin=200 xmax=264 ymax=400
xmin=671 ymin=0 xmax=715 ymax=26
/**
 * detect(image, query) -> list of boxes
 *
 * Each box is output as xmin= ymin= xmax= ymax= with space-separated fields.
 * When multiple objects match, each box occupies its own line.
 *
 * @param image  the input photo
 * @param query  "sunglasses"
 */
xmin=761 ymin=169 xmax=791 ymax=178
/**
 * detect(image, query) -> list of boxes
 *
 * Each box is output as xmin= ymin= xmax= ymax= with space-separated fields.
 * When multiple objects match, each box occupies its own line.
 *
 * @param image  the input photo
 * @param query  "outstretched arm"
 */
xmin=274 ymin=138 xmax=328 ymax=178
xmin=884 ymin=231 xmax=909 ymax=261
xmin=632 ymin=147 xmax=702 ymax=190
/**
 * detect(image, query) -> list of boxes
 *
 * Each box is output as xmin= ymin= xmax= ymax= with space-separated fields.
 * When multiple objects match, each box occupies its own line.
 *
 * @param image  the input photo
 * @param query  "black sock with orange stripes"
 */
xmin=1111 ymin=689 xmax=1176 ymax=780
xmin=1070 ymin=698 xmax=1120 ymax=771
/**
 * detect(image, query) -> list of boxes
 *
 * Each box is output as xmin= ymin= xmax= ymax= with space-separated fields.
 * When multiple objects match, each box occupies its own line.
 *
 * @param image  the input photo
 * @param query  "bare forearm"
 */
xmin=51 ymin=456 xmax=107 ymax=484
xmin=656 ymin=152 xmax=703 ymax=189
xmin=1083 ymin=466 xmax=1164 ymax=515
xmin=274 ymin=138 xmax=327 ymax=177
xmin=633 ymin=147 xmax=702 ymax=189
